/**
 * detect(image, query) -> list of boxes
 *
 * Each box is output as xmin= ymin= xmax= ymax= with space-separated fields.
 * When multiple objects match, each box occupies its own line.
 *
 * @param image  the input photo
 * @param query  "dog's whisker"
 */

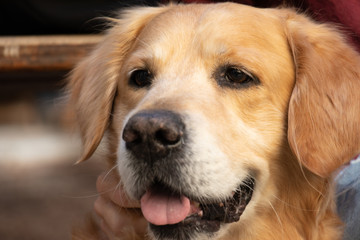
xmin=241 ymin=180 xmax=255 ymax=192
xmin=289 ymin=129 xmax=326 ymax=197
xmin=299 ymin=163 xmax=325 ymax=198
xmin=113 ymin=181 xmax=125 ymax=199
xmin=101 ymin=164 xmax=119 ymax=185
xmin=61 ymin=192 xmax=101 ymax=199
xmin=269 ymin=194 xmax=319 ymax=212
xmin=268 ymin=200 xmax=285 ymax=240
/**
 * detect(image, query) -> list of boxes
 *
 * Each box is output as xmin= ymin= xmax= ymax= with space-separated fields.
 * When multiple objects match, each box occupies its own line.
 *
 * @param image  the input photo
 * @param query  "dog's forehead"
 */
xmin=132 ymin=4 xmax=288 ymax=64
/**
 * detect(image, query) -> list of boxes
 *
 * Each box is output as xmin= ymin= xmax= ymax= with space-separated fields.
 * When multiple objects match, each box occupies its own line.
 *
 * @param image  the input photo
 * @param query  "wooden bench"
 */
xmin=0 ymin=35 xmax=102 ymax=71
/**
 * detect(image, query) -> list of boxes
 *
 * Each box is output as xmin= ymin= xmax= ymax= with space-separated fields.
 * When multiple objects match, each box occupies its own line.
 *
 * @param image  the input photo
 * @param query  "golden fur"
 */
xmin=68 ymin=3 xmax=360 ymax=240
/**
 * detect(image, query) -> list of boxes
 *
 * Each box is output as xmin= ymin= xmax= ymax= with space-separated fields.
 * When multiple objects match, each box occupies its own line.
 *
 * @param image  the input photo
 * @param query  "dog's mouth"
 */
xmin=140 ymin=178 xmax=255 ymax=235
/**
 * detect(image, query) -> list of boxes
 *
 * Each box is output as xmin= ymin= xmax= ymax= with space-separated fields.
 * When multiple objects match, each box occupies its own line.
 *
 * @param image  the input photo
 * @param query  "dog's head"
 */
xmin=68 ymin=3 xmax=360 ymax=239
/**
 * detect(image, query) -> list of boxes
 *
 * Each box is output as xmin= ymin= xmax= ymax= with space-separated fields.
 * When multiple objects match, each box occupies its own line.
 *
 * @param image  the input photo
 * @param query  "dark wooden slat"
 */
xmin=0 ymin=35 xmax=102 ymax=71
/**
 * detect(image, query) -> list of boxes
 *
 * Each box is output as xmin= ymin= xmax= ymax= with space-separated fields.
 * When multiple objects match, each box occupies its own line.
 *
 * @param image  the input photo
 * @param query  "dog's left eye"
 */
xmin=129 ymin=69 xmax=153 ymax=88
xmin=225 ymin=68 xmax=252 ymax=84
xmin=216 ymin=66 xmax=259 ymax=89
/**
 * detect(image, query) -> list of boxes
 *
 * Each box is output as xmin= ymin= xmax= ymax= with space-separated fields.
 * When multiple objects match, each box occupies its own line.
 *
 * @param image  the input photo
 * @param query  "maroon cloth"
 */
xmin=177 ymin=0 xmax=360 ymax=52
xmin=305 ymin=0 xmax=360 ymax=51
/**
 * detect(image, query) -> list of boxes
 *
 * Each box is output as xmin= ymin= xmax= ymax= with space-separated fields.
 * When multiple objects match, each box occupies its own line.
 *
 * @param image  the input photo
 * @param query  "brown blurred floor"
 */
xmin=0 ymin=126 xmax=105 ymax=240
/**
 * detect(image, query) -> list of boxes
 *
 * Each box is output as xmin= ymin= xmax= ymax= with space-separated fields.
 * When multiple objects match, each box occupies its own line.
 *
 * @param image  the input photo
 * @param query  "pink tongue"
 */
xmin=140 ymin=188 xmax=190 ymax=226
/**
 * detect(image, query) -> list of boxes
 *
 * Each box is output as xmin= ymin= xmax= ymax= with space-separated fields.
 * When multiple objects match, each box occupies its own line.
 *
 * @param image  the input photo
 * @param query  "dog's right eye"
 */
xmin=129 ymin=69 xmax=153 ymax=88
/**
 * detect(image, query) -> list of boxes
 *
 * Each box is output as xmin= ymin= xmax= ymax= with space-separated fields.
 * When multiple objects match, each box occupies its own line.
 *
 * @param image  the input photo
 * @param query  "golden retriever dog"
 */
xmin=68 ymin=2 xmax=360 ymax=240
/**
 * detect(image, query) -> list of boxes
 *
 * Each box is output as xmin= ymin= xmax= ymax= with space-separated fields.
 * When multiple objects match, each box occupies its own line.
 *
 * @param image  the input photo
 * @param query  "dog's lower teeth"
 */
xmin=198 ymin=210 xmax=203 ymax=217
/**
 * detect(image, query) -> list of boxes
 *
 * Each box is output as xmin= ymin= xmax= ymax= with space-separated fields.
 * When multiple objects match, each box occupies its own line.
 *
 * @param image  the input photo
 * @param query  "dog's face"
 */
xmin=113 ymin=4 xmax=294 ymax=238
xmin=69 ymin=3 xmax=360 ymax=240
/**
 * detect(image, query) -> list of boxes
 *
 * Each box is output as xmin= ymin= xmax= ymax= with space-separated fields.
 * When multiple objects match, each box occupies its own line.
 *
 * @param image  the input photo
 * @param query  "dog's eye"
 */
xmin=129 ymin=69 xmax=153 ymax=88
xmin=225 ymin=67 xmax=252 ymax=84
xmin=216 ymin=66 xmax=259 ymax=89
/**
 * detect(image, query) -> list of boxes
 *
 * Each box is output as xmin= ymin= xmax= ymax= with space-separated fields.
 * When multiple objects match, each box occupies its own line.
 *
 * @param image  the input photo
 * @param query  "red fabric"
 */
xmin=305 ymin=0 xmax=360 ymax=51
xmin=172 ymin=0 xmax=360 ymax=52
xmin=182 ymin=0 xmax=253 ymax=4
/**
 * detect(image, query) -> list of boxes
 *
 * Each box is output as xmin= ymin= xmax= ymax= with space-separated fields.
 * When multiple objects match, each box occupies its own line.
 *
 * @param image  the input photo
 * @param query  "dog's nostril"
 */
xmin=155 ymin=128 xmax=182 ymax=147
xmin=122 ymin=127 xmax=140 ymax=143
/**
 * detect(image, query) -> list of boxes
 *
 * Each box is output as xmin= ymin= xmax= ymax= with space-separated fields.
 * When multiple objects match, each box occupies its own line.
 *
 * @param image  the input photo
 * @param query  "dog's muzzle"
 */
xmin=122 ymin=109 xmax=255 ymax=238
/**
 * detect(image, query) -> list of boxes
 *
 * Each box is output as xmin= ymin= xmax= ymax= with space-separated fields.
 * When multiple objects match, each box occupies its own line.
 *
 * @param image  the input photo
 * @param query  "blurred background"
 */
xmin=1 ymin=1 xmax=359 ymax=240
xmin=0 ymin=1 xmax=157 ymax=239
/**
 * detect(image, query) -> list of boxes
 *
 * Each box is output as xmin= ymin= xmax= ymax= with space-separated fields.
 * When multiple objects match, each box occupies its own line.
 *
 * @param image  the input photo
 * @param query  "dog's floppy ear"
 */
xmin=284 ymin=12 xmax=360 ymax=177
xmin=68 ymin=7 xmax=169 ymax=163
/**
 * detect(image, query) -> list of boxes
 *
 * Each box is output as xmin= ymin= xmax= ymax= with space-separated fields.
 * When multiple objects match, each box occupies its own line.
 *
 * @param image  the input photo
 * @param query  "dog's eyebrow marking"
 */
xmin=217 ymin=46 xmax=228 ymax=55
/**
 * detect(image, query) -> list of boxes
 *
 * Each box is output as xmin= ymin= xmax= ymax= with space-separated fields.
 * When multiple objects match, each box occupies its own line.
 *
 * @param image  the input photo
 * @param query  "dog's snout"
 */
xmin=123 ymin=110 xmax=185 ymax=159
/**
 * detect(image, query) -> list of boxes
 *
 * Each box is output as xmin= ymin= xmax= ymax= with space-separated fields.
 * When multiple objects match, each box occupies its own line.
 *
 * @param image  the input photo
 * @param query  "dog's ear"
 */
xmin=68 ymin=7 xmax=169 ymax=163
xmin=284 ymin=12 xmax=360 ymax=177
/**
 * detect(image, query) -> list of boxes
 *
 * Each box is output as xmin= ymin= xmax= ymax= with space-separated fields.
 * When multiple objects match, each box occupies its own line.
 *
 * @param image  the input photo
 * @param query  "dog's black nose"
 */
xmin=123 ymin=110 xmax=185 ymax=160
